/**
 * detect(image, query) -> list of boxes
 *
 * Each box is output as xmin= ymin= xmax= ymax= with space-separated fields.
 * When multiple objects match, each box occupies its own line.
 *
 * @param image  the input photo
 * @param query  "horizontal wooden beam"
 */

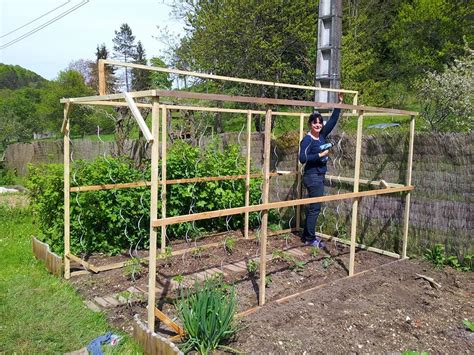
xmin=60 ymin=90 xmax=157 ymax=103
xmin=70 ymin=174 xmax=404 ymax=193
xmin=61 ymin=90 xmax=417 ymax=116
xmin=152 ymin=186 xmax=414 ymax=227
xmin=152 ymin=90 xmax=419 ymax=116
xmin=71 ymin=101 xmax=408 ymax=117
xmin=102 ymin=59 xmax=359 ymax=94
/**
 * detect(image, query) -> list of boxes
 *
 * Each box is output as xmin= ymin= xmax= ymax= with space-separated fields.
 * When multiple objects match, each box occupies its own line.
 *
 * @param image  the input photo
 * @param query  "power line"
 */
xmin=1 ymin=1 xmax=72 ymax=39
xmin=0 ymin=0 xmax=89 ymax=50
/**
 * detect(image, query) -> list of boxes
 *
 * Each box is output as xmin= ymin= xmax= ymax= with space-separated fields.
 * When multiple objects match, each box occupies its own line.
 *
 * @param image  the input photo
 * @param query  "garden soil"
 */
xmin=69 ymin=232 xmax=473 ymax=353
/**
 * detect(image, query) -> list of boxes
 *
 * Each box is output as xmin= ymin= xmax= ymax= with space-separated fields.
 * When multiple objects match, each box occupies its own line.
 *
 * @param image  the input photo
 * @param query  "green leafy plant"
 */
xmin=123 ymin=257 xmax=143 ymax=281
xmin=27 ymin=140 xmax=272 ymax=255
xmin=423 ymin=244 xmax=445 ymax=267
xmin=463 ymin=319 xmax=474 ymax=332
xmin=158 ymin=246 xmax=173 ymax=266
xmin=176 ymin=278 xmax=239 ymax=354
xmin=310 ymin=246 xmax=319 ymax=258
xmin=265 ymin=276 xmax=272 ymax=288
xmin=290 ymin=260 xmax=306 ymax=272
xmin=223 ymin=236 xmax=236 ymax=255
xmin=322 ymin=256 xmax=332 ymax=269
xmin=246 ymin=259 xmax=259 ymax=276
xmin=192 ymin=246 xmax=205 ymax=259
xmin=0 ymin=168 xmax=16 ymax=185
xmin=172 ymin=274 xmax=185 ymax=287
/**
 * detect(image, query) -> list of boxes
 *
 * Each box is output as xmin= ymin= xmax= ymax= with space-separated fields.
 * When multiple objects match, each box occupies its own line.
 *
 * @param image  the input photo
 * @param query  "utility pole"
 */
xmin=315 ymin=0 xmax=342 ymax=103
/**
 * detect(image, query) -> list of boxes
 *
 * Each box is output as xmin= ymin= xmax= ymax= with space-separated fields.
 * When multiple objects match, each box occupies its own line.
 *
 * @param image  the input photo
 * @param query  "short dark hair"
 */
xmin=308 ymin=111 xmax=324 ymax=125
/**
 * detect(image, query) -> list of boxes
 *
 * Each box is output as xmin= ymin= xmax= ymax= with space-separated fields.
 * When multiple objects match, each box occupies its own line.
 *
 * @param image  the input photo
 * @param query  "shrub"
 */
xmin=27 ymin=140 xmax=269 ymax=255
xmin=176 ymin=278 xmax=239 ymax=354
xmin=28 ymin=158 xmax=149 ymax=255
xmin=0 ymin=167 xmax=16 ymax=185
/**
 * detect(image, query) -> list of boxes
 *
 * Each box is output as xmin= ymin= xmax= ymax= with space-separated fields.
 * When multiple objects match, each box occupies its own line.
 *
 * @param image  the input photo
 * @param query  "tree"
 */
xmin=418 ymin=44 xmax=473 ymax=132
xmin=389 ymin=0 xmax=474 ymax=80
xmin=89 ymin=44 xmax=118 ymax=94
xmin=171 ymin=0 xmax=318 ymax=130
xmin=112 ymin=23 xmax=137 ymax=91
xmin=150 ymin=57 xmax=172 ymax=89
xmin=131 ymin=41 xmax=151 ymax=91
xmin=38 ymin=69 xmax=94 ymax=134
xmin=67 ymin=59 xmax=95 ymax=87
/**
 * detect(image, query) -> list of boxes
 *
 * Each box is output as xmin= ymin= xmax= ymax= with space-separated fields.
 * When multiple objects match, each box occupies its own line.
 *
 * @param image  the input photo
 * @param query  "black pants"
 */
xmin=302 ymin=173 xmax=325 ymax=242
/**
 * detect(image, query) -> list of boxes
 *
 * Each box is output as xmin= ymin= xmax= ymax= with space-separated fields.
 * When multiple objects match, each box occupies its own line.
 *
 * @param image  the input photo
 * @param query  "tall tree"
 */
xmin=131 ymin=41 xmax=151 ymax=91
xmin=112 ymin=23 xmax=137 ymax=91
xmin=171 ymin=0 xmax=318 ymax=130
xmin=89 ymin=44 xmax=118 ymax=94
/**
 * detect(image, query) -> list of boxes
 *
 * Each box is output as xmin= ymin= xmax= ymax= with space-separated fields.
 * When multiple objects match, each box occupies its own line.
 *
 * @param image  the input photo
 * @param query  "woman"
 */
xmin=299 ymin=93 xmax=344 ymax=248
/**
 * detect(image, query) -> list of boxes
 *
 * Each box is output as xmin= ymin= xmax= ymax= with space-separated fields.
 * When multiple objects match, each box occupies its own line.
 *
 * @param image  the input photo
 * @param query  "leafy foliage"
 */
xmin=423 ymin=244 xmax=472 ymax=271
xmin=463 ymin=319 xmax=474 ymax=332
xmin=418 ymin=44 xmax=473 ymax=132
xmin=176 ymin=278 xmax=239 ymax=354
xmin=28 ymin=140 xmax=267 ymax=255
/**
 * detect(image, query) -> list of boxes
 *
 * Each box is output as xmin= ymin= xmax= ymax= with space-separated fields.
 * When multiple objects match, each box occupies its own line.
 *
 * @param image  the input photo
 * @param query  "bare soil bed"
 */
xmin=69 ymin=232 xmax=473 ymax=353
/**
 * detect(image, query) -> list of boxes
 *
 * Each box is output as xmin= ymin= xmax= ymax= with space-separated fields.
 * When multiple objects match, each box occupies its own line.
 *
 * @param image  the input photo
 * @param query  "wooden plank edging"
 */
xmin=32 ymin=237 xmax=63 ymax=276
xmin=133 ymin=315 xmax=183 ymax=355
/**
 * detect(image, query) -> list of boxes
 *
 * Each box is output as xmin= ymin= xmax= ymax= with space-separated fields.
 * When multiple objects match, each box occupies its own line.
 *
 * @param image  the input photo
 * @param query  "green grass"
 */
xmin=0 ymin=202 xmax=142 ymax=353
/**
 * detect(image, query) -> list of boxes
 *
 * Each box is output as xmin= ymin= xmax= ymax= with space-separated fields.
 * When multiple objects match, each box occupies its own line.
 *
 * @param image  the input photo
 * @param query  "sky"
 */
xmin=0 ymin=0 xmax=186 ymax=80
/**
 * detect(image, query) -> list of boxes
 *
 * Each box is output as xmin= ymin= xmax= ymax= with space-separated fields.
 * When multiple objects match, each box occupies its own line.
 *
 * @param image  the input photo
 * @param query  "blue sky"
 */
xmin=0 ymin=0 xmax=185 ymax=80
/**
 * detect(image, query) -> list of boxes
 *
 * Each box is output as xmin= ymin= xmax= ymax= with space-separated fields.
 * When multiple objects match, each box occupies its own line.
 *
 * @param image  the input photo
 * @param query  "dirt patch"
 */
xmin=69 ymin=232 xmax=473 ymax=353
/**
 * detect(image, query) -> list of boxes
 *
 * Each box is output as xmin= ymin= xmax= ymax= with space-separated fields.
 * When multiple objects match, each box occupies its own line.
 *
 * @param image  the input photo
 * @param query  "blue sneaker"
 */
xmin=305 ymin=238 xmax=325 ymax=249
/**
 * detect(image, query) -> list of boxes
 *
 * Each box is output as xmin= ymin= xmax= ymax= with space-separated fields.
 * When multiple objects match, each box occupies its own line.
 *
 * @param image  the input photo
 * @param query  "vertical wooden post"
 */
xmin=63 ymin=103 xmax=71 ymax=279
xmin=259 ymin=108 xmax=272 ymax=306
xmin=352 ymin=92 xmax=358 ymax=115
xmin=161 ymin=106 xmax=168 ymax=253
xmin=98 ymin=59 xmax=106 ymax=95
xmin=244 ymin=111 xmax=252 ymax=239
xmin=402 ymin=116 xmax=415 ymax=258
xmin=349 ymin=110 xmax=364 ymax=276
xmin=147 ymin=97 xmax=160 ymax=331
xmin=296 ymin=113 xmax=305 ymax=230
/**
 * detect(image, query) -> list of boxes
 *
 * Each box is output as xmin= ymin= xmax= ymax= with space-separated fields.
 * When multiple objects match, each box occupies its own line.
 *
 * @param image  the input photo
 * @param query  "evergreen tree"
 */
xmin=112 ymin=23 xmax=137 ymax=91
xmin=131 ymin=41 xmax=151 ymax=91
xmin=89 ymin=43 xmax=118 ymax=94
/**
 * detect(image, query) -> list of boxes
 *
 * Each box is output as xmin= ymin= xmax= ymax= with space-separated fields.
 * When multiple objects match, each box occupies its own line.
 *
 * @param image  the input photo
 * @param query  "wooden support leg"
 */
xmin=259 ymin=108 xmax=272 ymax=306
xmin=402 ymin=116 xmax=415 ymax=258
xmin=349 ymin=110 xmax=364 ymax=276
xmin=148 ymin=97 xmax=160 ymax=331
xmin=63 ymin=103 xmax=71 ymax=279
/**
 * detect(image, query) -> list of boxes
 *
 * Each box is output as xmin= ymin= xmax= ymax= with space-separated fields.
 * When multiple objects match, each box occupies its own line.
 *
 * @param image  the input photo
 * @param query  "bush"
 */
xmin=28 ymin=158 xmax=148 ymax=255
xmin=28 ymin=140 xmax=268 ymax=255
xmin=176 ymin=278 xmax=239 ymax=354
xmin=0 ymin=167 xmax=16 ymax=185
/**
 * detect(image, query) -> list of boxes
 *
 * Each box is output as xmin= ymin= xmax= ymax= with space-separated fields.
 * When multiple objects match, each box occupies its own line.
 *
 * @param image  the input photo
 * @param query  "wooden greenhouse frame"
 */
xmin=60 ymin=60 xmax=417 ymax=333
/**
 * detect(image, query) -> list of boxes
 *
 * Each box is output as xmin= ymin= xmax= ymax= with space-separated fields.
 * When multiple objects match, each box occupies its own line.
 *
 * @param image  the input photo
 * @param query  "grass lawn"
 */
xmin=0 ymin=199 xmax=142 ymax=353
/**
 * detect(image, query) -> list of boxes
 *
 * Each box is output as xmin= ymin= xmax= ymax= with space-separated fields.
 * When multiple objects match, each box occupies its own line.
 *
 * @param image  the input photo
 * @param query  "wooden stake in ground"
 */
xmin=244 ymin=111 xmax=252 ymax=239
xmin=147 ymin=97 xmax=160 ymax=331
xmin=402 ymin=116 xmax=415 ymax=258
xmin=349 ymin=110 xmax=364 ymax=276
xmin=63 ymin=103 xmax=71 ymax=279
xmin=259 ymin=108 xmax=272 ymax=306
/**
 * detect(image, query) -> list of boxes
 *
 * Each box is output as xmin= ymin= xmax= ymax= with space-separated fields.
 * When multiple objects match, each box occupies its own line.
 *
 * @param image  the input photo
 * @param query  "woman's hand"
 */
xmin=338 ymin=92 xmax=344 ymax=104
xmin=319 ymin=149 xmax=329 ymax=158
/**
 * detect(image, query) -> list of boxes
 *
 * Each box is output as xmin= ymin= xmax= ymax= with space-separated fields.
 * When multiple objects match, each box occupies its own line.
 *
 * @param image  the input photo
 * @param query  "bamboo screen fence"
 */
xmin=60 ymin=60 xmax=417 ymax=332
